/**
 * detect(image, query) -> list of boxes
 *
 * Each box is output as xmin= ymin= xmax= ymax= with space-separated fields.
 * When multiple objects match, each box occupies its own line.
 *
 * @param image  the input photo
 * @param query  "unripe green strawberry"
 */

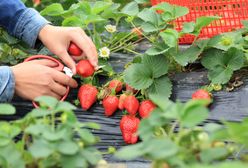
xmin=103 ymin=95 xmax=119 ymax=117
xmin=120 ymin=115 xmax=140 ymax=144
xmin=139 ymin=100 xmax=156 ymax=118
xmin=78 ymin=84 xmax=98 ymax=110
xmin=123 ymin=95 xmax=139 ymax=115
xmin=76 ymin=60 xmax=95 ymax=78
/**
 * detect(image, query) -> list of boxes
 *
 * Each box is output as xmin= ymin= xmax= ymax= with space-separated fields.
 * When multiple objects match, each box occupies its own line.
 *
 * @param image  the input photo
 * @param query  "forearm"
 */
xmin=0 ymin=66 xmax=15 ymax=102
xmin=0 ymin=0 xmax=49 ymax=48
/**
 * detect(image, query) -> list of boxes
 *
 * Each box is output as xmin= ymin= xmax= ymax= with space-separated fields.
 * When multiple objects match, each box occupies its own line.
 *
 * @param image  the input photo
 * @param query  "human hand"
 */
xmin=11 ymin=60 xmax=78 ymax=100
xmin=38 ymin=25 xmax=98 ymax=74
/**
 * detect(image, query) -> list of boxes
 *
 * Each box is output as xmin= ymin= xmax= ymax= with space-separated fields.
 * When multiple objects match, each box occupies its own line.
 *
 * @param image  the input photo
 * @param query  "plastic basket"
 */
xmin=150 ymin=0 xmax=248 ymax=44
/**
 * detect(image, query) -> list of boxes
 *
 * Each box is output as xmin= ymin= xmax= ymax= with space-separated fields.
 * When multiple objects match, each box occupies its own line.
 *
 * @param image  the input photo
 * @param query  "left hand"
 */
xmin=38 ymin=25 xmax=98 ymax=74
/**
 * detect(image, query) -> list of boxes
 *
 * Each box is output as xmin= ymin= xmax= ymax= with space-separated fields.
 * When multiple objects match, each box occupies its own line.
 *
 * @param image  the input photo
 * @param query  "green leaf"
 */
xmin=175 ymin=42 xmax=206 ymax=66
xmin=182 ymin=22 xmax=195 ymax=33
xmin=0 ymin=104 xmax=15 ymax=115
xmin=142 ymin=55 xmax=169 ymax=78
xmin=146 ymin=43 xmax=170 ymax=56
xmin=115 ymin=143 xmax=145 ymax=160
xmin=34 ymin=96 xmax=58 ymax=109
xmin=62 ymin=16 xmax=84 ymax=27
xmin=160 ymin=29 xmax=178 ymax=48
xmin=40 ymin=3 xmax=64 ymax=16
xmin=121 ymin=2 xmax=139 ymax=16
xmin=55 ymin=101 xmax=76 ymax=112
xmin=200 ymin=147 xmax=229 ymax=163
xmin=143 ymin=138 xmax=178 ymax=160
xmin=78 ymin=129 xmax=96 ymax=144
xmin=80 ymin=147 xmax=101 ymax=165
xmin=140 ymin=22 xmax=159 ymax=33
xmin=61 ymin=155 xmax=87 ymax=168
xmin=28 ymin=108 xmax=53 ymax=118
xmin=58 ymin=141 xmax=79 ymax=155
xmin=25 ymin=124 xmax=47 ymax=136
xmin=201 ymin=48 xmax=244 ymax=84
xmin=124 ymin=64 xmax=153 ymax=90
xmin=138 ymin=8 xmax=158 ymax=24
xmin=43 ymin=128 xmax=67 ymax=141
xmin=194 ymin=16 xmax=220 ymax=35
xmin=29 ymin=139 xmax=53 ymax=158
xmin=147 ymin=75 xmax=172 ymax=100
xmin=0 ymin=138 xmax=10 ymax=147
xmin=180 ymin=100 xmax=209 ymax=128
xmin=92 ymin=1 xmax=112 ymax=15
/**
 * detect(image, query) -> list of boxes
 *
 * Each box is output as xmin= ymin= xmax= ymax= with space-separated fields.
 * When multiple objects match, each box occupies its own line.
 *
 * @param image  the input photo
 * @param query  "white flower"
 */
xmin=99 ymin=47 xmax=110 ymax=58
xmin=105 ymin=24 xmax=116 ymax=33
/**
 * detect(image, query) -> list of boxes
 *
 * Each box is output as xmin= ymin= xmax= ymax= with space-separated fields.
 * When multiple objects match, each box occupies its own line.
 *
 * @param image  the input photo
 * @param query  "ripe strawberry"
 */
xmin=192 ymin=89 xmax=212 ymax=100
xmin=120 ymin=115 xmax=140 ymax=144
xmin=126 ymin=84 xmax=137 ymax=94
xmin=118 ymin=94 xmax=127 ymax=110
xmin=76 ymin=60 xmax=95 ymax=78
xmin=131 ymin=27 xmax=143 ymax=38
xmin=68 ymin=43 xmax=82 ymax=56
xmin=78 ymin=84 xmax=98 ymax=110
xmin=139 ymin=100 xmax=156 ymax=118
xmin=123 ymin=95 xmax=139 ymax=115
xmin=103 ymin=95 xmax=119 ymax=117
xmin=109 ymin=80 xmax=123 ymax=93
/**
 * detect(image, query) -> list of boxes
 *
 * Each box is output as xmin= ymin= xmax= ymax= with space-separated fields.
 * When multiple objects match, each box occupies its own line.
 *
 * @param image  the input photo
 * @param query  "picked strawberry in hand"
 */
xmin=76 ymin=60 xmax=95 ymax=78
xmin=120 ymin=115 xmax=140 ymax=144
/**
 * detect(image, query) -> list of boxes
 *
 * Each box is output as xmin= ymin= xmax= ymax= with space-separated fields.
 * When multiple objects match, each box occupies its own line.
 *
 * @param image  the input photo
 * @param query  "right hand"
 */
xmin=11 ymin=60 xmax=78 ymax=101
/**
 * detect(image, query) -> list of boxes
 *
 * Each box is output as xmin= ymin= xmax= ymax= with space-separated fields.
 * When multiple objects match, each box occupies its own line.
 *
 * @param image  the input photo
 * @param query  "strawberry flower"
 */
xmin=99 ymin=47 xmax=110 ymax=58
xmin=105 ymin=25 xmax=116 ymax=33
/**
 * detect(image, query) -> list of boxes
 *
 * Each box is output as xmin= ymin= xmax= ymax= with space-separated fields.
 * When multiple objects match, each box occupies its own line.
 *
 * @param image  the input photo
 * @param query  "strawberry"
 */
xmin=131 ymin=27 xmax=143 ymax=38
xmin=192 ymin=89 xmax=212 ymax=100
xmin=126 ymin=84 xmax=137 ymax=94
xmin=109 ymin=80 xmax=123 ymax=93
xmin=123 ymin=95 xmax=139 ymax=115
xmin=103 ymin=95 xmax=119 ymax=117
xmin=139 ymin=100 xmax=156 ymax=118
xmin=120 ymin=115 xmax=140 ymax=144
xmin=118 ymin=94 xmax=127 ymax=110
xmin=76 ymin=60 xmax=95 ymax=78
xmin=68 ymin=43 xmax=82 ymax=56
xmin=78 ymin=84 xmax=98 ymax=110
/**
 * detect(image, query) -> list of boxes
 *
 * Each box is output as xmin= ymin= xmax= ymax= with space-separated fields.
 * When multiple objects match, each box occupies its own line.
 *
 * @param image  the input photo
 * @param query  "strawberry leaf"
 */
xmin=121 ymin=1 xmax=139 ymax=16
xmin=142 ymin=55 xmax=169 ymax=78
xmin=147 ymin=75 xmax=172 ymax=99
xmin=145 ymin=43 xmax=170 ymax=56
xmin=124 ymin=64 xmax=153 ymax=90
xmin=160 ymin=29 xmax=179 ymax=48
xmin=201 ymin=48 xmax=244 ymax=84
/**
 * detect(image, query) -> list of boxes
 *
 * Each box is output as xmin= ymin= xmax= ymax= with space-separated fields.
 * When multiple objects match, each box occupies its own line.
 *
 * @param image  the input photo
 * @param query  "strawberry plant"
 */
xmin=115 ymin=96 xmax=248 ymax=167
xmin=0 ymin=96 xmax=101 ymax=168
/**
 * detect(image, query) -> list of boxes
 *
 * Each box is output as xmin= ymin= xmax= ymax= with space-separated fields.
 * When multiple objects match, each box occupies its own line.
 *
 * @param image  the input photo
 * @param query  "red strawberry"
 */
xmin=76 ymin=60 xmax=95 ymax=78
xmin=109 ymin=80 xmax=123 ymax=93
xmin=139 ymin=100 xmax=156 ymax=118
xmin=192 ymin=89 xmax=212 ymax=100
xmin=78 ymin=84 xmax=98 ymax=110
xmin=123 ymin=95 xmax=139 ymax=115
xmin=120 ymin=115 xmax=140 ymax=144
xmin=68 ymin=43 xmax=82 ymax=56
xmin=126 ymin=84 xmax=137 ymax=94
xmin=118 ymin=94 xmax=127 ymax=110
xmin=103 ymin=95 xmax=119 ymax=117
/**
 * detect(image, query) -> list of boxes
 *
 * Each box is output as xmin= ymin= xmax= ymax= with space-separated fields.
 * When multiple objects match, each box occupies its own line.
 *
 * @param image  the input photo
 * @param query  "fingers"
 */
xmin=30 ymin=59 xmax=58 ymax=67
xmin=51 ymin=69 xmax=78 ymax=88
xmin=71 ymin=29 xmax=98 ymax=69
xmin=47 ymin=91 xmax=61 ymax=100
xmin=50 ymin=81 xmax=68 ymax=96
xmin=58 ymin=50 xmax=77 ymax=74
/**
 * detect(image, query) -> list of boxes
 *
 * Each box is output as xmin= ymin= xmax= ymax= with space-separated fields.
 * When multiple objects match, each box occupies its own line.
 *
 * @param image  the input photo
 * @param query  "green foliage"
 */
xmin=116 ymin=98 xmax=248 ymax=167
xmin=0 ymin=96 xmax=101 ymax=168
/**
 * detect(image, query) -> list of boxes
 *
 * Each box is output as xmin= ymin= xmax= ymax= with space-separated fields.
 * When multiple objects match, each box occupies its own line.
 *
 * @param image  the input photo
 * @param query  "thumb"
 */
xmin=57 ymin=50 xmax=76 ymax=74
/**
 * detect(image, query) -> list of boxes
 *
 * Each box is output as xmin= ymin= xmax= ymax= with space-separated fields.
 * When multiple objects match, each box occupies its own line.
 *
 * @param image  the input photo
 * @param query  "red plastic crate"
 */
xmin=150 ymin=0 xmax=248 ymax=44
